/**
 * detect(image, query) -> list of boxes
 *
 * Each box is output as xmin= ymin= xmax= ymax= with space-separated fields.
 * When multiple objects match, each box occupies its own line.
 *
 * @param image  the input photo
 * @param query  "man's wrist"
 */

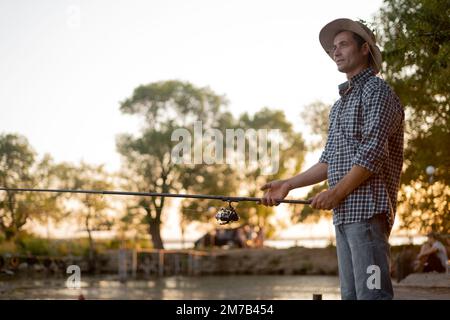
xmin=284 ymin=179 xmax=294 ymax=191
xmin=331 ymin=185 xmax=347 ymax=202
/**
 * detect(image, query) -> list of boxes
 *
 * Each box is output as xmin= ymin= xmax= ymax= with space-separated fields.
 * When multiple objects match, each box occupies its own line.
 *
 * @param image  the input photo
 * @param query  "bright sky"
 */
xmin=1 ymin=0 xmax=392 ymax=244
xmin=0 ymin=0 xmax=383 ymax=171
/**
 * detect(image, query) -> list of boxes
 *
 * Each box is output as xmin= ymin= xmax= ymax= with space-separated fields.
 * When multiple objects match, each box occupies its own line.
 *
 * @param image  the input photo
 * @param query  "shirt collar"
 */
xmin=338 ymin=67 xmax=375 ymax=96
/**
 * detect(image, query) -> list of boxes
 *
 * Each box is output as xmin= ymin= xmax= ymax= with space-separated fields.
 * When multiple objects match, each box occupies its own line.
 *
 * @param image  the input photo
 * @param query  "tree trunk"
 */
xmin=2 ymin=226 xmax=16 ymax=241
xmin=180 ymin=223 xmax=186 ymax=249
xmin=2 ymin=192 xmax=18 ymax=240
xmin=149 ymin=220 xmax=164 ymax=249
xmin=145 ymin=198 xmax=165 ymax=250
xmin=86 ymin=215 xmax=96 ymax=273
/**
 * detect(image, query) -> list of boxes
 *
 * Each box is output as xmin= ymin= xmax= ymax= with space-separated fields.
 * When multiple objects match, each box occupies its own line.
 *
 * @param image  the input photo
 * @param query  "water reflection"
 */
xmin=0 ymin=275 xmax=341 ymax=300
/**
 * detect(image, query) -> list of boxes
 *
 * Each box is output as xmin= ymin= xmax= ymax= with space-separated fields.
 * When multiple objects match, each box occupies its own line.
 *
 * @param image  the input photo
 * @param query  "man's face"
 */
xmin=427 ymin=236 xmax=436 ymax=245
xmin=332 ymin=31 xmax=368 ymax=74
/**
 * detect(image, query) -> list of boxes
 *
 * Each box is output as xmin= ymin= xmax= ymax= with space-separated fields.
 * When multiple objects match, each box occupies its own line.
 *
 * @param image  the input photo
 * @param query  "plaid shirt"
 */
xmin=319 ymin=68 xmax=404 ymax=228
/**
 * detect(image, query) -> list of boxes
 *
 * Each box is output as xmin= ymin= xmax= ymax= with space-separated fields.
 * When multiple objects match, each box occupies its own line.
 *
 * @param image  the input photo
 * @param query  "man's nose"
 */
xmin=333 ymin=49 xmax=341 ymax=60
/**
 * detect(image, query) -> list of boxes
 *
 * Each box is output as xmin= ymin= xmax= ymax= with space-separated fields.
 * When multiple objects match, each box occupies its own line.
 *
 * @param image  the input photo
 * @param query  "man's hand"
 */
xmin=310 ymin=189 xmax=343 ymax=210
xmin=259 ymin=180 xmax=291 ymax=206
xmin=310 ymin=165 xmax=373 ymax=210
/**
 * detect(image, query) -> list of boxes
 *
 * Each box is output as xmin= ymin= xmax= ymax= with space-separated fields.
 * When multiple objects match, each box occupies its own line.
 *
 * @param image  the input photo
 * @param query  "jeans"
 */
xmin=335 ymin=213 xmax=393 ymax=300
xmin=423 ymin=253 xmax=446 ymax=273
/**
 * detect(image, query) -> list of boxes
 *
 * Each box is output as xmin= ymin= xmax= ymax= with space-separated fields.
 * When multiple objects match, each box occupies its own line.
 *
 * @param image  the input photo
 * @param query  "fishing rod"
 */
xmin=0 ymin=187 xmax=311 ymax=225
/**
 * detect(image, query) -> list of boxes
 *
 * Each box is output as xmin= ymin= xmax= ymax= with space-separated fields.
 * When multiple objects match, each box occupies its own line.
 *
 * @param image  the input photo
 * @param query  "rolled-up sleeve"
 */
xmin=352 ymin=88 xmax=402 ymax=173
xmin=319 ymin=138 xmax=331 ymax=164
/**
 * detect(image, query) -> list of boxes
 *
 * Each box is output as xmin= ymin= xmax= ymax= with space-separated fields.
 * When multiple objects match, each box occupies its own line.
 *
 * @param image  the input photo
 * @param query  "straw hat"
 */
xmin=319 ymin=18 xmax=382 ymax=74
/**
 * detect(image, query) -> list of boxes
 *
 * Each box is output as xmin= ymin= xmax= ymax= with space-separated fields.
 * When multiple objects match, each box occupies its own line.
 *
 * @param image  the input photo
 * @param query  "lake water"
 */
xmin=0 ymin=275 xmax=341 ymax=300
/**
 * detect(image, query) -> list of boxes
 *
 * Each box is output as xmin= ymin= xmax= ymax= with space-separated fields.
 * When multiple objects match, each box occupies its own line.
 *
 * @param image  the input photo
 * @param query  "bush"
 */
xmin=15 ymin=236 xmax=50 ymax=256
xmin=1 ymin=234 xmax=154 ymax=258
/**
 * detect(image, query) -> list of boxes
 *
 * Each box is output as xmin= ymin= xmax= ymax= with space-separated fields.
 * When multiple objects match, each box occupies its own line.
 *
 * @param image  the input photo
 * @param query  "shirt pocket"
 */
xmin=339 ymin=100 xmax=363 ymax=144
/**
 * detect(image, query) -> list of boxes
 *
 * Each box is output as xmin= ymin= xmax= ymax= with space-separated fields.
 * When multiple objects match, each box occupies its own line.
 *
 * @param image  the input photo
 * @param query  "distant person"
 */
xmin=414 ymin=233 xmax=448 ymax=273
xmin=260 ymin=18 xmax=404 ymax=300
xmin=236 ymin=224 xmax=252 ymax=248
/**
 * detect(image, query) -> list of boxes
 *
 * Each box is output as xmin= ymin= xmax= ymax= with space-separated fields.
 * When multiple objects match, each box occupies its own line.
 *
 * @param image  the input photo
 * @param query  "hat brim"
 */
xmin=319 ymin=18 xmax=382 ymax=74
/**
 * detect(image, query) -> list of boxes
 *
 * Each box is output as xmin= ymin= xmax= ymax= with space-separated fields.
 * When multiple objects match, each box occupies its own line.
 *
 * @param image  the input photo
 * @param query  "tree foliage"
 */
xmin=377 ymin=0 xmax=450 ymax=233
xmin=0 ymin=134 xmax=68 ymax=240
xmin=117 ymin=80 xmax=232 ymax=249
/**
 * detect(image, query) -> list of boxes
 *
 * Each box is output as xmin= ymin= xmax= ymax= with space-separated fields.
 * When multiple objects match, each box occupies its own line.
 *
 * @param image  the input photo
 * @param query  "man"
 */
xmin=260 ymin=18 xmax=404 ymax=300
xmin=414 ymin=233 xmax=448 ymax=273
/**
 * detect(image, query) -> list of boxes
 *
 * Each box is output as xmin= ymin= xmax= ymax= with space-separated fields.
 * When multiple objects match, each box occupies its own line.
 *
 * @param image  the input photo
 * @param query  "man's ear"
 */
xmin=362 ymin=42 xmax=370 ymax=56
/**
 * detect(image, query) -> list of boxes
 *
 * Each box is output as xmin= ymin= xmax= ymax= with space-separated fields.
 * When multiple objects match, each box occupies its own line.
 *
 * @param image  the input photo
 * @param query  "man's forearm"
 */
xmin=332 ymin=165 xmax=373 ymax=200
xmin=311 ymin=164 xmax=377 ymax=210
xmin=285 ymin=162 xmax=328 ymax=190
xmin=419 ymin=247 xmax=438 ymax=257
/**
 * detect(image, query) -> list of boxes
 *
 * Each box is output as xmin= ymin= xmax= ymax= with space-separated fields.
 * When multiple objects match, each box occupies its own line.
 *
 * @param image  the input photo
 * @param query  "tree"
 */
xmin=397 ymin=182 xmax=450 ymax=234
xmin=300 ymin=101 xmax=331 ymax=151
xmin=30 ymin=155 xmax=77 ymax=239
xmin=117 ymin=80 xmax=232 ymax=249
xmin=0 ymin=135 xmax=71 ymax=241
xmin=176 ymin=110 xmax=239 ymax=239
xmin=69 ymin=162 xmax=115 ymax=271
xmin=235 ymin=108 xmax=306 ymax=236
xmin=179 ymin=107 xmax=307 ymax=239
xmin=0 ymin=133 xmax=36 ymax=240
xmin=0 ymin=134 xmax=69 ymax=241
xmin=377 ymin=0 xmax=450 ymax=233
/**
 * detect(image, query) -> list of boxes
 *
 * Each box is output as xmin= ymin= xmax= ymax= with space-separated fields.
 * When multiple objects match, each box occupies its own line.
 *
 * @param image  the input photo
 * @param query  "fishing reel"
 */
xmin=215 ymin=202 xmax=239 ymax=225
